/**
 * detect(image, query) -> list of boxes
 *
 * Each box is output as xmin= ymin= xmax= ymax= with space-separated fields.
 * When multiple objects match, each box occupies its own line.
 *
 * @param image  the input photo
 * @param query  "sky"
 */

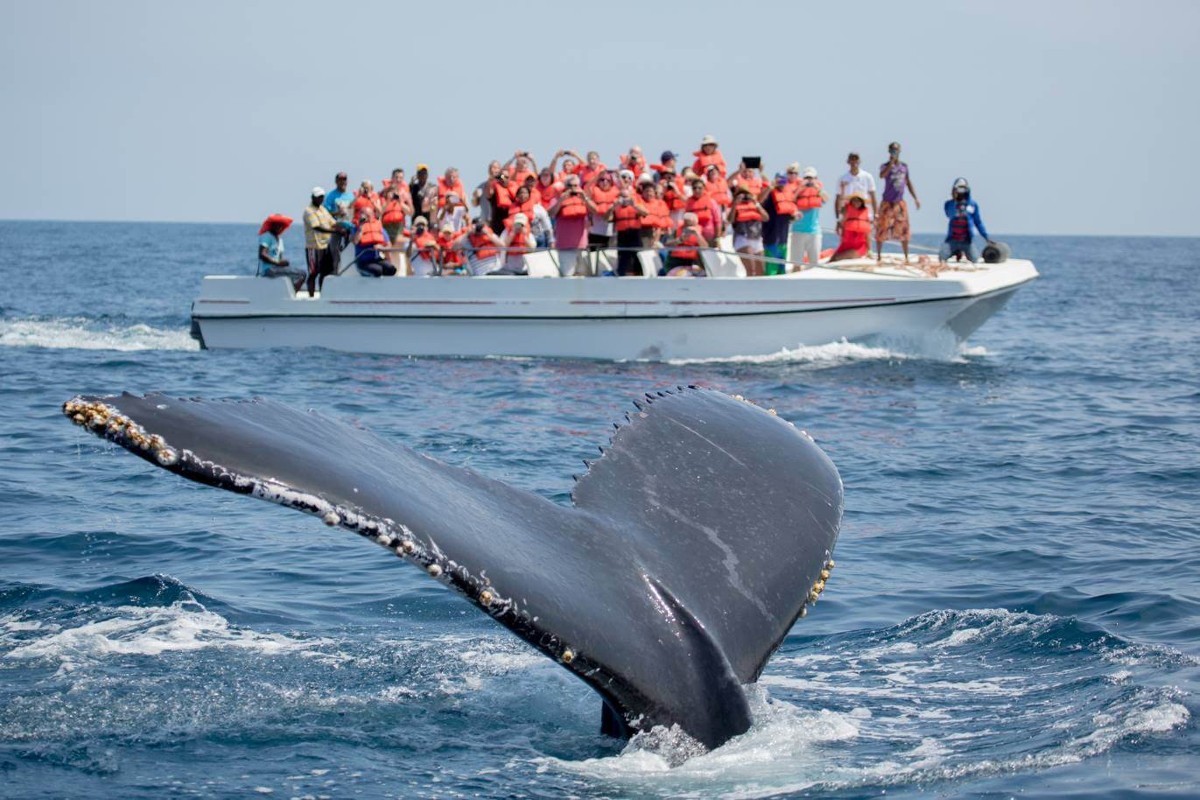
xmin=2 ymin=0 xmax=1197 ymax=236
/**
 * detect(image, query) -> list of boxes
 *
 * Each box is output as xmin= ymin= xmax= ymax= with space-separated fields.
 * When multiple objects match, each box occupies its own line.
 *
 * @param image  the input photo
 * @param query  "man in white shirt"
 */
xmin=836 ymin=152 xmax=878 ymax=221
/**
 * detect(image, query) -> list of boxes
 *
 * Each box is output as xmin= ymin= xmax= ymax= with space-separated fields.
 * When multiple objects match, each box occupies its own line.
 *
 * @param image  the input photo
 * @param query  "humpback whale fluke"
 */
xmin=63 ymin=387 xmax=842 ymax=750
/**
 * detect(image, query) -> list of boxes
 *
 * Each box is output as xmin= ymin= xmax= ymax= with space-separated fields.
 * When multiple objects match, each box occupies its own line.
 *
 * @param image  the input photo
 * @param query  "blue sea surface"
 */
xmin=1 ymin=222 xmax=1197 ymax=798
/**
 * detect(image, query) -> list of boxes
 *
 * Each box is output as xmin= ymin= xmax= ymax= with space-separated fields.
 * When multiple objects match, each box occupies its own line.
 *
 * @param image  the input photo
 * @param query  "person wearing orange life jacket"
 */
xmin=583 ymin=170 xmax=620 ymax=272
xmin=405 ymin=216 xmax=441 ymax=277
xmin=435 ymin=192 xmax=468 ymax=234
xmin=498 ymin=213 xmax=535 ymax=275
xmin=636 ymin=177 xmax=671 ymax=249
xmin=534 ymin=167 xmax=562 ymax=211
xmin=454 ymin=218 xmax=506 ymax=276
xmin=704 ymin=163 xmax=732 ymax=210
xmin=352 ymin=180 xmax=382 ymax=224
xmin=760 ymin=174 xmax=800 ymax=275
xmin=692 ymin=134 xmax=728 ymax=179
xmin=726 ymin=187 xmax=770 ymax=277
xmin=607 ymin=188 xmax=649 ymax=276
xmin=353 ymin=206 xmax=396 ymax=277
xmin=659 ymin=169 xmax=688 ymax=226
xmin=685 ymin=178 xmax=723 ymax=242
xmin=664 ymin=212 xmax=709 ymax=277
xmin=503 ymin=149 xmax=538 ymax=189
xmin=728 ymin=160 xmax=766 ymax=198
xmin=789 ymin=166 xmax=829 ymax=268
xmin=436 ymin=168 xmax=467 ymax=212
xmin=548 ymin=174 xmax=597 ymax=276
xmin=506 ymin=185 xmax=554 ymax=249
xmin=620 ymin=145 xmax=647 ymax=179
xmin=486 ymin=170 xmax=515 ymax=233
xmin=436 ymin=224 xmax=468 ymax=275
xmin=576 ymin=151 xmax=607 ymax=187
xmin=830 ymin=193 xmax=872 ymax=262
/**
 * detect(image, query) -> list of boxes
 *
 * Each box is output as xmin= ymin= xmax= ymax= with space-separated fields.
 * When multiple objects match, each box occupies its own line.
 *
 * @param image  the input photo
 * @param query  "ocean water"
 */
xmin=1 ymin=221 xmax=1197 ymax=799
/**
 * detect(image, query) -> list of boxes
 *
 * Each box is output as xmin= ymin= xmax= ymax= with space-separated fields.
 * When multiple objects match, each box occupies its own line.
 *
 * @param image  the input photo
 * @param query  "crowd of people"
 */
xmin=256 ymin=136 xmax=992 ymax=290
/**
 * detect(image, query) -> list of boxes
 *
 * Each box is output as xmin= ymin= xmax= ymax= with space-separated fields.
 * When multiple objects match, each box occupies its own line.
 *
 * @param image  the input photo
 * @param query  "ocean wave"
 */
xmin=665 ymin=336 xmax=987 ymax=367
xmin=0 ymin=316 xmax=199 ymax=352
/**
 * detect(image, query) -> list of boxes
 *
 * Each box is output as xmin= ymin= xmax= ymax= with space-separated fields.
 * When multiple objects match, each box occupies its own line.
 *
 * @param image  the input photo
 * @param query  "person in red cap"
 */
xmin=257 ymin=214 xmax=306 ymax=290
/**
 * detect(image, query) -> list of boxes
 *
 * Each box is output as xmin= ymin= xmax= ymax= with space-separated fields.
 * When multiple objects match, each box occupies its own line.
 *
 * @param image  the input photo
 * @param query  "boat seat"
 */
xmin=524 ymin=251 xmax=560 ymax=278
xmin=701 ymin=249 xmax=747 ymax=278
xmin=637 ymin=250 xmax=662 ymax=278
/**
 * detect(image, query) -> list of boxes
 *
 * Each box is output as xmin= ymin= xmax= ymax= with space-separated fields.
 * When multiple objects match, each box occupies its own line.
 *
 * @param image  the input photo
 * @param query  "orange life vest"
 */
xmin=589 ymin=184 xmax=619 ymax=217
xmin=707 ymin=177 xmax=732 ymax=208
xmin=770 ymin=189 xmax=798 ymax=217
xmin=469 ymin=231 xmax=499 ymax=261
xmin=509 ymin=169 xmax=534 ymax=188
xmin=506 ymin=199 xmax=538 ymax=227
xmin=686 ymin=195 xmax=715 ymax=229
xmin=438 ymin=232 xmax=464 ymax=266
xmin=733 ymin=174 xmax=764 ymax=197
xmin=358 ymin=218 xmax=386 ymax=247
xmin=436 ymin=177 xmax=465 ymax=209
xmin=613 ymin=202 xmax=642 ymax=232
xmin=843 ymin=204 xmax=872 ymax=235
xmin=556 ymin=192 xmax=588 ymax=219
xmin=733 ymin=201 xmax=764 ymax=223
xmin=670 ymin=229 xmax=703 ymax=262
xmin=411 ymin=231 xmax=439 ymax=258
xmin=577 ymin=163 xmax=607 ymax=186
xmin=536 ymin=180 xmax=560 ymax=209
xmin=381 ymin=198 xmax=407 ymax=225
xmin=692 ymin=150 xmax=727 ymax=178
xmin=662 ymin=179 xmax=687 ymax=212
xmin=796 ymin=181 xmax=825 ymax=211
xmin=491 ymin=181 xmax=514 ymax=210
xmin=506 ymin=228 xmax=533 ymax=254
xmin=642 ymin=198 xmax=670 ymax=230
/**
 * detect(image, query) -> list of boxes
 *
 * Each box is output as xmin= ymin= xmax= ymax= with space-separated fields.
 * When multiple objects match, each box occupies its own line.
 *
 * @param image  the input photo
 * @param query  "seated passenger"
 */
xmin=940 ymin=178 xmax=990 ymax=263
xmin=705 ymin=163 xmax=732 ymax=209
xmin=436 ymin=167 xmax=466 ymax=212
xmin=830 ymin=193 xmax=872 ymax=262
xmin=455 ymin=218 xmax=506 ymax=276
xmin=727 ymin=188 xmax=769 ymax=277
xmin=352 ymin=181 xmax=382 ymax=222
xmin=498 ymin=213 xmax=533 ymax=275
xmin=664 ymin=213 xmax=708 ymax=277
xmin=353 ymin=207 xmax=396 ymax=276
xmin=437 ymin=224 xmax=468 ymax=275
xmin=257 ymin=214 xmax=306 ymax=290
xmin=406 ymin=217 xmax=441 ymax=277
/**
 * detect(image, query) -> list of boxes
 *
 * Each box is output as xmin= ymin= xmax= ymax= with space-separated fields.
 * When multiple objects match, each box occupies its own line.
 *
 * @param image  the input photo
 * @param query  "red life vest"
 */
xmin=796 ymin=181 xmax=825 ymax=211
xmin=734 ymin=201 xmax=764 ymax=223
xmin=949 ymin=209 xmax=971 ymax=242
xmin=589 ymin=184 xmax=619 ymax=217
xmin=381 ymin=198 xmax=407 ymax=225
xmin=692 ymin=150 xmax=727 ymax=178
xmin=469 ymin=231 xmax=499 ymax=261
xmin=707 ymin=177 xmax=731 ymax=208
xmin=536 ymin=180 xmax=560 ymax=209
xmin=642 ymin=198 xmax=670 ymax=230
xmin=733 ymin=174 xmax=764 ymax=197
xmin=556 ymin=192 xmax=588 ymax=219
xmin=505 ymin=199 xmax=538 ymax=228
xmin=843 ymin=204 xmax=872 ymax=235
xmin=358 ymin=219 xmax=386 ymax=247
xmin=662 ymin=179 xmax=687 ymax=212
xmin=670 ymin=229 xmax=703 ymax=262
xmin=436 ymin=177 xmax=465 ymax=209
xmin=577 ymin=163 xmax=606 ymax=186
xmin=686 ymin=195 xmax=714 ymax=229
xmin=411 ymin=231 xmax=439 ymax=258
xmin=491 ymin=181 xmax=514 ymax=210
xmin=770 ymin=189 xmax=798 ymax=217
xmin=507 ymin=228 xmax=532 ymax=254
xmin=613 ymin=202 xmax=642 ymax=232
xmin=438 ymin=232 xmax=464 ymax=266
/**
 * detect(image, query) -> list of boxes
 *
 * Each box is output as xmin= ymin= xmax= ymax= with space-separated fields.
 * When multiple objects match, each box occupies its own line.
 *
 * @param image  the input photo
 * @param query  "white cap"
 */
xmin=636 ymin=173 xmax=654 ymax=185
xmin=513 ymin=213 xmax=528 ymax=225
xmin=701 ymin=134 xmax=718 ymax=146
xmin=618 ymin=169 xmax=635 ymax=180
xmin=802 ymin=167 xmax=818 ymax=178
xmin=312 ymin=186 xmax=326 ymax=196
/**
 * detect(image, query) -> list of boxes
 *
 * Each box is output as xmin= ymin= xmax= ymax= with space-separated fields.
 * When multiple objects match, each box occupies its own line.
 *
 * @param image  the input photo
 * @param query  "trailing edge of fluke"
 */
xmin=63 ymin=386 xmax=842 ymax=750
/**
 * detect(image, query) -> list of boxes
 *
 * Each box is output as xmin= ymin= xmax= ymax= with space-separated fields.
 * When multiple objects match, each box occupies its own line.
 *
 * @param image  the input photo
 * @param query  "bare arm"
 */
xmin=906 ymin=174 xmax=920 ymax=210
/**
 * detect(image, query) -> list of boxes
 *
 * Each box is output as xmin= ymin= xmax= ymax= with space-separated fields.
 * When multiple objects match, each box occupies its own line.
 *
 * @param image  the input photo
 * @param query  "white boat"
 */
xmin=191 ymin=249 xmax=1037 ymax=360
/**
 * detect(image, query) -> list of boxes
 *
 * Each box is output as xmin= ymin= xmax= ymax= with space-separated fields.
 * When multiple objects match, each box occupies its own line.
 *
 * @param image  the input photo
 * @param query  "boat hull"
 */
xmin=192 ymin=259 xmax=1037 ymax=360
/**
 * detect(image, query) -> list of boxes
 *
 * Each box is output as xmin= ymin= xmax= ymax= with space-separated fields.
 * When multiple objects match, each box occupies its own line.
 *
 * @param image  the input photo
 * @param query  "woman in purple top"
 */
xmin=876 ymin=141 xmax=921 ymax=263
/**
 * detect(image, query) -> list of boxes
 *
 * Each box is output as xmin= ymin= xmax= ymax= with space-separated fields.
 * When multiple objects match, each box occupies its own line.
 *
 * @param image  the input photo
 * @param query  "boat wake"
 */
xmin=666 ymin=335 xmax=988 ymax=367
xmin=0 ymin=316 xmax=199 ymax=352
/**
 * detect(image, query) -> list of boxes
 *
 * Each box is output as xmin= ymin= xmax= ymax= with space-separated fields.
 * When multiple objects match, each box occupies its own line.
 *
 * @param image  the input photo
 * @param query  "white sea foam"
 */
xmin=666 ymin=339 xmax=903 ymax=367
xmin=2 ymin=600 xmax=318 ymax=665
xmin=0 ymin=316 xmax=199 ymax=351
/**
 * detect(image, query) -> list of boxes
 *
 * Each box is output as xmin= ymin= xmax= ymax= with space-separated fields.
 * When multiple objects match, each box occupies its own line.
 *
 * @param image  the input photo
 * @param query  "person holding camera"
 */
xmin=608 ymin=189 xmax=649 ymax=276
xmin=692 ymin=134 xmax=727 ymax=179
xmin=727 ymin=187 xmax=769 ymax=277
xmin=685 ymin=178 xmax=723 ymax=243
xmin=504 ymin=150 xmax=538 ymax=188
xmin=455 ymin=218 xmax=505 ymax=276
xmin=637 ymin=178 xmax=671 ymax=250
xmin=486 ymin=170 xmax=514 ymax=233
xmin=584 ymin=170 xmax=619 ymax=272
xmin=499 ymin=213 xmax=534 ymax=275
xmin=939 ymin=178 xmax=990 ymax=263
xmin=548 ymin=175 xmax=597 ymax=276
xmin=405 ymin=216 xmax=441 ymax=277
xmin=789 ymin=167 xmax=828 ymax=267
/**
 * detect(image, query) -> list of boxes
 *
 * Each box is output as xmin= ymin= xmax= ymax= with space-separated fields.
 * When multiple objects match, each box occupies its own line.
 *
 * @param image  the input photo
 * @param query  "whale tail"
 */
xmin=63 ymin=387 xmax=842 ymax=750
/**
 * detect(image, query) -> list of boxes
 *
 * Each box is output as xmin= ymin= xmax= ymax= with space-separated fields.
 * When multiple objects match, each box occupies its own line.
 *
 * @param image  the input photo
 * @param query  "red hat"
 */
xmin=258 ymin=213 xmax=293 ymax=235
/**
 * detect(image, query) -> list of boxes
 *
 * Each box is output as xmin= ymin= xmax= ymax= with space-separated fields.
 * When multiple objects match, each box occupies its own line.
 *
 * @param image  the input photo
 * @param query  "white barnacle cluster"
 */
xmin=804 ymin=557 xmax=836 ymax=613
xmin=64 ymin=397 xmax=181 ymax=468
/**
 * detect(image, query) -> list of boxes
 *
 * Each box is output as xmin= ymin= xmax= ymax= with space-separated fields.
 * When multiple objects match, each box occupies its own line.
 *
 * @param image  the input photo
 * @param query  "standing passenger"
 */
xmin=727 ymin=188 xmax=769 ymax=277
xmin=789 ymin=167 xmax=828 ymax=267
xmin=835 ymin=152 xmax=877 ymax=222
xmin=876 ymin=142 xmax=921 ymax=263
xmin=585 ymin=170 xmax=619 ymax=274
xmin=761 ymin=174 xmax=798 ymax=275
xmin=692 ymin=134 xmax=727 ymax=178
xmin=472 ymin=160 xmax=502 ymax=225
xmin=548 ymin=175 xmax=596 ymax=276
xmin=303 ymin=188 xmax=339 ymax=296
xmin=608 ymin=189 xmax=649 ymax=276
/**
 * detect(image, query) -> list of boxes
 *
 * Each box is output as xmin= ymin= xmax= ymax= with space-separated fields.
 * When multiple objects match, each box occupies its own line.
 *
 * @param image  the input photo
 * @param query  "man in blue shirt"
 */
xmin=323 ymin=172 xmax=354 ymax=223
xmin=940 ymin=178 xmax=991 ymax=263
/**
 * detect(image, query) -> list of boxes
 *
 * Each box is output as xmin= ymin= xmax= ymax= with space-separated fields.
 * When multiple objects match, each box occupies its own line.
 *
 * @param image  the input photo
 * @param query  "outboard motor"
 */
xmin=982 ymin=241 xmax=1010 ymax=264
